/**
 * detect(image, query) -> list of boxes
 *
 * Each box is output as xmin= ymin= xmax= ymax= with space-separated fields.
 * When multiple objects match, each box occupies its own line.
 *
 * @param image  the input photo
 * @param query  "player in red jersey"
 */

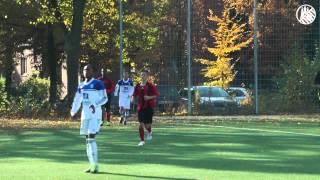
xmin=132 ymin=69 xmax=160 ymax=146
xmin=97 ymin=67 xmax=115 ymax=126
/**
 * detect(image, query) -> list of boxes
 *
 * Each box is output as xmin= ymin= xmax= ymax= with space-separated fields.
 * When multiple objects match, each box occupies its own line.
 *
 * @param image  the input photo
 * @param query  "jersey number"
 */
xmin=83 ymin=93 xmax=89 ymax=99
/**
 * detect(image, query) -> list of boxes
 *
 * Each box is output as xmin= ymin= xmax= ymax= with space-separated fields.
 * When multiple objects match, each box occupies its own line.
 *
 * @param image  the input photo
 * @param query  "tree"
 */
xmin=257 ymin=0 xmax=302 ymax=84
xmin=122 ymin=1 xmax=170 ymax=74
xmin=198 ymin=1 xmax=252 ymax=88
xmin=15 ymin=0 xmax=166 ymax=101
xmin=16 ymin=0 xmax=86 ymax=104
xmin=64 ymin=0 xmax=86 ymax=104
xmin=276 ymin=45 xmax=320 ymax=111
xmin=0 ymin=0 xmax=38 ymax=95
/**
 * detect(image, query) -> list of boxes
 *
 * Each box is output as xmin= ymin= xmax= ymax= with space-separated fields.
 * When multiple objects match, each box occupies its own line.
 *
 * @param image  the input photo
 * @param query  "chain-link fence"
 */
xmin=117 ymin=0 xmax=320 ymax=115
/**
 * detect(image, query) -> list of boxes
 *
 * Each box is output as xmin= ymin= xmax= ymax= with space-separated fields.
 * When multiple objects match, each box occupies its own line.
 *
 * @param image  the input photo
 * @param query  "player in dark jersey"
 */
xmin=132 ymin=69 xmax=159 ymax=146
xmin=97 ymin=68 xmax=115 ymax=126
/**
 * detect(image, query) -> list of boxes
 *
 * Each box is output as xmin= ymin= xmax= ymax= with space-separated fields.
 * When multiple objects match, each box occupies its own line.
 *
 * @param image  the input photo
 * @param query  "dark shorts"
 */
xmin=138 ymin=107 xmax=154 ymax=124
xmin=103 ymin=94 xmax=112 ymax=113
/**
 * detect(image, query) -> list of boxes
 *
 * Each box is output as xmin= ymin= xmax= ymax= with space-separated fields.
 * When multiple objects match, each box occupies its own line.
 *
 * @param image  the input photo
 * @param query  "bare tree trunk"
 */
xmin=3 ymin=43 xmax=14 ymax=97
xmin=47 ymin=23 xmax=58 ymax=104
xmin=65 ymin=0 xmax=86 ymax=104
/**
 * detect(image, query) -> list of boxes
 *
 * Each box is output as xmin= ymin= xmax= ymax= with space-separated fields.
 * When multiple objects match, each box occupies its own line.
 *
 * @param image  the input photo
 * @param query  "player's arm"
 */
xmin=111 ymin=80 xmax=116 ymax=93
xmin=131 ymin=85 xmax=139 ymax=102
xmin=144 ymin=95 xmax=157 ymax=100
xmin=95 ymin=89 xmax=108 ymax=106
xmin=70 ymin=88 xmax=82 ymax=117
xmin=95 ymin=81 xmax=108 ymax=106
xmin=107 ymin=78 xmax=116 ymax=93
xmin=114 ymin=82 xmax=120 ymax=96
xmin=129 ymin=81 xmax=135 ymax=97
xmin=144 ymin=84 xmax=160 ymax=100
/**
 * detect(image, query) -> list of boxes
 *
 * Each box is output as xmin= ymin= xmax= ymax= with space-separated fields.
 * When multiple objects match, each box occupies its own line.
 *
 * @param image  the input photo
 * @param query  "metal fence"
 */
xmin=119 ymin=0 xmax=320 ymax=115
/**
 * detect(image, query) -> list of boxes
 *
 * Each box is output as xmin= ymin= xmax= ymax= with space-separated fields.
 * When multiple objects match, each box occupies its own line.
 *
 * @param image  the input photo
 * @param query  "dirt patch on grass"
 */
xmin=1 ymin=115 xmax=319 ymax=129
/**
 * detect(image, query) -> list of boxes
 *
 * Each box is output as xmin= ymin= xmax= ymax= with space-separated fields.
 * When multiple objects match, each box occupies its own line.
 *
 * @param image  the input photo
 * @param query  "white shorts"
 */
xmin=80 ymin=118 xmax=102 ymax=135
xmin=119 ymin=97 xmax=131 ymax=109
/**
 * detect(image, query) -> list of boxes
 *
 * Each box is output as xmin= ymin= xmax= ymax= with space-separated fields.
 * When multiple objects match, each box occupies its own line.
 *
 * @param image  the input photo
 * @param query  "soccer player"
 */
xmin=114 ymin=71 xmax=134 ymax=125
xmin=70 ymin=64 xmax=108 ymax=174
xmin=132 ymin=69 xmax=159 ymax=146
xmin=97 ymin=67 xmax=115 ymax=126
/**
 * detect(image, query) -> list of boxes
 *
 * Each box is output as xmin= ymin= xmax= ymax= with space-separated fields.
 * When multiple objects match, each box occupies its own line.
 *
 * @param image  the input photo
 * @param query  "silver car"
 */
xmin=226 ymin=87 xmax=252 ymax=106
xmin=179 ymin=86 xmax=238 ymax=112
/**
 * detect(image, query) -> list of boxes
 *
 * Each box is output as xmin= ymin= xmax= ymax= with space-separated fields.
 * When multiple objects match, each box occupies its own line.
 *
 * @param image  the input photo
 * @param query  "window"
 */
xmin=199 ymin=87 xmax=222 ymax=97
xmin=227 ymin=89 xmax=245 ymax=97
xmin=21 ymin=58 xmax=27 ymax=75
xmin=235 ymin=90 xmax=245 ymax=97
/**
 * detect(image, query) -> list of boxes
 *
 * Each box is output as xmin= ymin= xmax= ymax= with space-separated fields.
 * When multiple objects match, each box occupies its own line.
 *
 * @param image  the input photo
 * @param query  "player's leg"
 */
xmin=101 ymin=94 xmax=112 ymax=126
xmin=118 ymin=97 xmax=123 ymax=124
xmin=138 ymin=109 xmax=145 ymax=146
xmin=106 ymin=93 xmax=112 ymax=122
xmin=84 ymin=134 xmax=96 ymax=173
xmin=100 ymin=105 xmax=106 ymax=126
xmin=138 ymin=122 xmax=145 ymax=146
xmin=102 ymin=104 xmax=110 ymax=126
xmin=80 ymin=119 xmax=95 ymax=173
xmin=119 ymin=106 xmax=124 ymax=124
xmin=123 ymin=99 xmax=131 ymax=125
xmin=86 ymin=118 xmax=101 ymax=173
xmin=145 ymin=124 xmax=152 ymax=140
xmin=123 ymin=109 xmax=129 ymax=125
xmin=86 ymin=133 xmax=98 ymax=173
xmin=84 ymin=135 xmax=92 ymax=173
xmin=145 ymin=107 xmax=154 ymax=140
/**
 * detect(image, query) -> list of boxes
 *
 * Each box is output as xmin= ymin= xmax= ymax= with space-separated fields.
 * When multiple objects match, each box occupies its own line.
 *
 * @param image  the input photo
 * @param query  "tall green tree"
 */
xmin=16 ymin=0 xmax=86 ymax=103
xmin=0 ymin=0 xmax=37 ymax=95
xmin=9 ymin=0 xmax=170 ymax=102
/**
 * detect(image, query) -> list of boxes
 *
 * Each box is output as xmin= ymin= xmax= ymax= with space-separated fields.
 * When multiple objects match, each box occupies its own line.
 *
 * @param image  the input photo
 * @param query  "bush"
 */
xmin=258 ymin=90 xmax=284 ymax=114
xmin=272 ymin=45 xmax=320 ymax=113
xmin=7 ymin=74 xmax=51 ymax=117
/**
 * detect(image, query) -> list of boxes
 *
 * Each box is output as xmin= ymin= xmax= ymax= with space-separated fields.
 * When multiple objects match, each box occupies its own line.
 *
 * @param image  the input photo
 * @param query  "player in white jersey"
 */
xmin=70 ymin=64 xmax=108 ymax=174
xmin=114 ymin=71 xmax=134 ymax=125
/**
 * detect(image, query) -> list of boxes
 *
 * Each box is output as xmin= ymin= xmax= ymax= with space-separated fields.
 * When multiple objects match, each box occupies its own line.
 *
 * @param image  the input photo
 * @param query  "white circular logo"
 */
xmin=296 ymin=4 xmax=316 ymax=25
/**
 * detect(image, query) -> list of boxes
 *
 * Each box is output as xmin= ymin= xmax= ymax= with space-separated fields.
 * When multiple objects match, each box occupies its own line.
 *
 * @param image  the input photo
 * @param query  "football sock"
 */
xmin=107 ymin=113 xmax=111 ymax=122
xmin=103 ymin=112 xmax=108 ymax=120
xmin=86 ymin=139 xmax=94 ymax=166
xmin=139 ymin=126 xmax=144 ymax=141
xmin=87 ymin=138 xmax=98 ymax=165
xmin=146 ymin=126 xmax=152 ymax=133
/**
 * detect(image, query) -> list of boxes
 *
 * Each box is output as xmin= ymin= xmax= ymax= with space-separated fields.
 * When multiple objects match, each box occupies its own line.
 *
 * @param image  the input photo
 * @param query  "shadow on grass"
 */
xmin=0 ymin=127 xmax=320 ymax=175
xmin=96 ymin=171 xmax=196 ymax=180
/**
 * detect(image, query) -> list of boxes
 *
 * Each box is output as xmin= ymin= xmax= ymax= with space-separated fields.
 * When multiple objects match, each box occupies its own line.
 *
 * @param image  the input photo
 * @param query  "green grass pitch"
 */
xmin=0 ymin=120 xmax=319 ymax=180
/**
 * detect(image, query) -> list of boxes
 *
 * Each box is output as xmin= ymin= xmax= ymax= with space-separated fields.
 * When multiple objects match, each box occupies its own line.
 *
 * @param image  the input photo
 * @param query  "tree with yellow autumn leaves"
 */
xmin=198 ymin=0 xmax=252 ymax=88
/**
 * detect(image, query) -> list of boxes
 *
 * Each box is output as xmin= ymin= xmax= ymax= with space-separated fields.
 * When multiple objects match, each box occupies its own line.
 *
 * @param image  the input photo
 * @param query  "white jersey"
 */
xmin=71 ymin=78 xmax=108 ymax=120
xmin=114 ymin=79 xmax=134 ymax=109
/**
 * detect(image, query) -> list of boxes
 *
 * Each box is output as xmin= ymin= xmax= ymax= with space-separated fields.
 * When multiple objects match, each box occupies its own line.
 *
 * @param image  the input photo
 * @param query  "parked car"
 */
xmin=226 ymin=87 xmax=252 ymax=106
xmin=179 ymin=86 xmax=238 ymax=113
xmin=156 ymin=85 xmax=182 ymax=113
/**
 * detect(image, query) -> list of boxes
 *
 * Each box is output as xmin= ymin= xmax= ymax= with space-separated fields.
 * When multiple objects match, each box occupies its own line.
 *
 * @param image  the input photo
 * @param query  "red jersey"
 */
xmin=133 ymin=82 xmax=160 ymax=111
xmin=97 ymin=76 xmax=115 ymax=94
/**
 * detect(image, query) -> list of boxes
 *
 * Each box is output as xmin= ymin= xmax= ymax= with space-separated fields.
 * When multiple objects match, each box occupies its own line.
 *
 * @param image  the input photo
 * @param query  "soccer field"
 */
xmin=0 ymin=119 xmax=319 ymax=180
